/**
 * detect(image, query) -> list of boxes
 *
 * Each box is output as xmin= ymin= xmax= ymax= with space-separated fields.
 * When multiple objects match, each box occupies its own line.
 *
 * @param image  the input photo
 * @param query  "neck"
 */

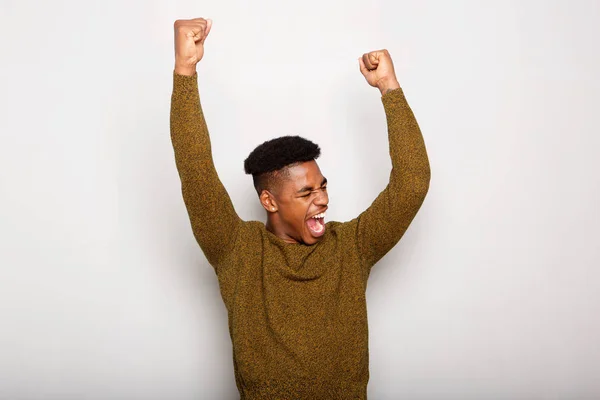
xmin=266 ymin=217 xmax=299 ymax=244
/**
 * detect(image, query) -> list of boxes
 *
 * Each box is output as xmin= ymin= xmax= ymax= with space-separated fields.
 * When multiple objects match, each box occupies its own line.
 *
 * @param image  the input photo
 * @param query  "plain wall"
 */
xmin=1 ymin=0 xmax=599 ymax=399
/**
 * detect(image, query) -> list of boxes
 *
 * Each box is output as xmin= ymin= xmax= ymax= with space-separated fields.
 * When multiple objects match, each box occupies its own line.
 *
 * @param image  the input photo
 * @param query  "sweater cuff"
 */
xmin=381 ymin=86 xmax=404 ymax=102
xmin=173 ymin=71 xmax=198 ymax=92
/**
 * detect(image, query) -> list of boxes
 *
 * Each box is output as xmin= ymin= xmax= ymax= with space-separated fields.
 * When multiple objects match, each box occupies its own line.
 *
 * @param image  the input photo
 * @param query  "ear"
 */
xmin=259 ymin=190 xmax=278 ymax=213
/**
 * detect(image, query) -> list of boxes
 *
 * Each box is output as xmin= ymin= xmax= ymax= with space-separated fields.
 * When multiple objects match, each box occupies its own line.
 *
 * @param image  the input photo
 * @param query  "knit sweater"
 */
xmin=170 ymin=72 xmax=430 ymax=399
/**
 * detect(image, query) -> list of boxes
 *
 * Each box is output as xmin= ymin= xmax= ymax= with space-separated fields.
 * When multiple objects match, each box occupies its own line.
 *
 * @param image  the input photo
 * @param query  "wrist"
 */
xmin=174 ymin=64 xmax=197 ymax=76
xmin=376 ymin=78 xmax=400 ymax=95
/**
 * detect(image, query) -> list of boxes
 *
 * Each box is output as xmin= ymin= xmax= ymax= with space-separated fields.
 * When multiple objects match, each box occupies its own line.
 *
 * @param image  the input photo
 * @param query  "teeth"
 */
xmin=312 ymin=212 xmax=326 ymax=219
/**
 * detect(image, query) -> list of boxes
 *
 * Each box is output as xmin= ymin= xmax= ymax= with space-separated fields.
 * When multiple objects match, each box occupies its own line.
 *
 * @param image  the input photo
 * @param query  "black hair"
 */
xmin=244 ymin=135 xmax=321 ymax=194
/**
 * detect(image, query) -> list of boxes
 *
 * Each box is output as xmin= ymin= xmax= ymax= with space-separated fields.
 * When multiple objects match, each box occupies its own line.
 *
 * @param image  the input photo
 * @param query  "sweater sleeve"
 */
xmin=170 ymin=72 xmax=242 ymax=269
xmin=350 ymin=87 xmax=431 ymax=269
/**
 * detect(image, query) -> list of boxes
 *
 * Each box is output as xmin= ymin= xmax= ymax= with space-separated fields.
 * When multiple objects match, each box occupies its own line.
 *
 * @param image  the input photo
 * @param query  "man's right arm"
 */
xmin=170 ymin=18 xmax=242 ymax=269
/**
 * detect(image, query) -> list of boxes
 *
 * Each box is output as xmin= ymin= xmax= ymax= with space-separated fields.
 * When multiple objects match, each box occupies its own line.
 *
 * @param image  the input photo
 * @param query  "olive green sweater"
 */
xmin=170 ymin=72 xmax=430 ymax=399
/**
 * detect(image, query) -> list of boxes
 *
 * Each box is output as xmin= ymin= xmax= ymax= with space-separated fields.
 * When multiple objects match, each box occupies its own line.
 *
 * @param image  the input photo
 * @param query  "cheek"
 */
xmin=280 ymin=201 xmax=308 ymax=224
xmin=292 ymin=201 xmax=310 ymax=224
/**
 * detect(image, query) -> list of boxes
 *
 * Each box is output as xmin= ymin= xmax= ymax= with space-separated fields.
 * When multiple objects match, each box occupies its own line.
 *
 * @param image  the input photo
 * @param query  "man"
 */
xmin=171 ymin=17 xmax=430 ymax=399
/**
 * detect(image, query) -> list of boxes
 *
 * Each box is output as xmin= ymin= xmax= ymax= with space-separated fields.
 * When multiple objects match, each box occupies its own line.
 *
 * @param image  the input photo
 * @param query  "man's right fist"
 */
xmin=174 ymin=18 xmax=212 ymax=76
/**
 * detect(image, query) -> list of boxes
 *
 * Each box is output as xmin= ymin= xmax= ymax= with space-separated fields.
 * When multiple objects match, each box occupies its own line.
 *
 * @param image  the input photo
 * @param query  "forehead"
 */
xmin=283 ymin=160 xmax=323 ymax=190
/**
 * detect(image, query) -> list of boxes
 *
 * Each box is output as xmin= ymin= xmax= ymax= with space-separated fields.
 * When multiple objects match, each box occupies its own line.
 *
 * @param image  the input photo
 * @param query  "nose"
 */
xmin=314 ymin=188 xmax=329 ymax=206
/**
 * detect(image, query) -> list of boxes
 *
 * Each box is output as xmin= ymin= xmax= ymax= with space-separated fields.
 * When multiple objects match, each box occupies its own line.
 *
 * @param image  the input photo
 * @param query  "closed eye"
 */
xmin=297 ymin=180 xmax=328 ymax=198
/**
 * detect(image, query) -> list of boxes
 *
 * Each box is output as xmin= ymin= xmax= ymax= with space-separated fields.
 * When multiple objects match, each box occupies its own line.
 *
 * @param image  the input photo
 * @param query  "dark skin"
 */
xmin=259 ymin=160 xmax=329 ymax=245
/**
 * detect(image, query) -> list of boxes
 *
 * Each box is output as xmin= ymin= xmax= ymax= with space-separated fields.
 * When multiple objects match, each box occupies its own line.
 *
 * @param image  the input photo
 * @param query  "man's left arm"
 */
xmin=350 ymin=50 xmax=431 ymax=269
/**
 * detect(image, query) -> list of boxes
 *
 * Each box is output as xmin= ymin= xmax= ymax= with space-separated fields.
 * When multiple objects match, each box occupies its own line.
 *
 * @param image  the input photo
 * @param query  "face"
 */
xmin=265 ymin=160 xmax=329 ymax=245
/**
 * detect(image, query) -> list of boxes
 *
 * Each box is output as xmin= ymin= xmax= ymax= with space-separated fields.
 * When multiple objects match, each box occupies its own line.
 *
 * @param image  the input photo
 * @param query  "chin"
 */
xmin=302 ymin=234 xmax=324 ymax=246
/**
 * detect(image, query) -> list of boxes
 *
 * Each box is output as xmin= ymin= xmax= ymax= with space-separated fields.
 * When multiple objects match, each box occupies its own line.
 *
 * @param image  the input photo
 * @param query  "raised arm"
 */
xmin=170 ymin=18 xmax=242 ymax=268
xmin=349 ymin=50 xmax=431 ymax=269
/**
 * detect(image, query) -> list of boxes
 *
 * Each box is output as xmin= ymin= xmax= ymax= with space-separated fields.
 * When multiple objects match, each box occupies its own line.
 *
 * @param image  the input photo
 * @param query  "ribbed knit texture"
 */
xmin=170 ymin=72 xmax=430 ymax=399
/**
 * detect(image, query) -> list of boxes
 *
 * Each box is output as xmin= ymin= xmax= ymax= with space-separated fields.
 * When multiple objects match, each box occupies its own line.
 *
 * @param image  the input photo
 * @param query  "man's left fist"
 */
xmin=359 ymin=49 xmax=400 ymax=95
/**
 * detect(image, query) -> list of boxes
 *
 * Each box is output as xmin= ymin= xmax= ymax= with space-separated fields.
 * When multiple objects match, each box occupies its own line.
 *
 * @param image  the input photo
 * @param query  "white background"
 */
xmin=1 ymin=0 xmax=599 ymax=399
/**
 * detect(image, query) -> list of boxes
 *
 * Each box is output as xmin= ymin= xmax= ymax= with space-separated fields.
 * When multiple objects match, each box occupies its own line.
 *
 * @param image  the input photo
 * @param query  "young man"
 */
xmin=171 ymin=17 xmax=430 ymax=399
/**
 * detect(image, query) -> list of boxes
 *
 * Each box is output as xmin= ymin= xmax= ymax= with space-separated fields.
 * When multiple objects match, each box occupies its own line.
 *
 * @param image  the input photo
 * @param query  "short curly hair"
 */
xmin=244 ymin=135 xmax=321 ymax=194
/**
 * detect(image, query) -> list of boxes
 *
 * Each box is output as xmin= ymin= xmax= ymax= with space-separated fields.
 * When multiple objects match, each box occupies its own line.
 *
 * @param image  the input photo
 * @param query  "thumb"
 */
xmin=200 ymin=19 xmax=212 ymax=44
xmin=358 ymin=57 xmax=370 ymax=75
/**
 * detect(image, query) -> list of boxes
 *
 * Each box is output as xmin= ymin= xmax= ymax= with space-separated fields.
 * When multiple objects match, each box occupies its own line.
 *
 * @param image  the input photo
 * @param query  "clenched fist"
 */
xmin=174 ymin=18 xmax=213 ymax=76
xmin=359 ymin=50 xmax=400 ymax=95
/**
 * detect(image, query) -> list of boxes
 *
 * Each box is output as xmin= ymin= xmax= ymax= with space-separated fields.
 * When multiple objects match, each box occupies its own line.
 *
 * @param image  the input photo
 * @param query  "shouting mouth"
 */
xmin=306 ymin=211 xmax=326 ymax=237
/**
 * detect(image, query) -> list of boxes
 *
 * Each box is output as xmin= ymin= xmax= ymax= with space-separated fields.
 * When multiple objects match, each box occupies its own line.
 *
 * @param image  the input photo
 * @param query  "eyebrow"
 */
xmin=297 ymin=177 xmax=328 ymax=194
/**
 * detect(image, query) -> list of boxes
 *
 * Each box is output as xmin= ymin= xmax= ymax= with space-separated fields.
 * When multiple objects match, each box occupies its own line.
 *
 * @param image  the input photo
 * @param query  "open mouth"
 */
xmin=306 ymin=211 xmax=326 ymax=237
